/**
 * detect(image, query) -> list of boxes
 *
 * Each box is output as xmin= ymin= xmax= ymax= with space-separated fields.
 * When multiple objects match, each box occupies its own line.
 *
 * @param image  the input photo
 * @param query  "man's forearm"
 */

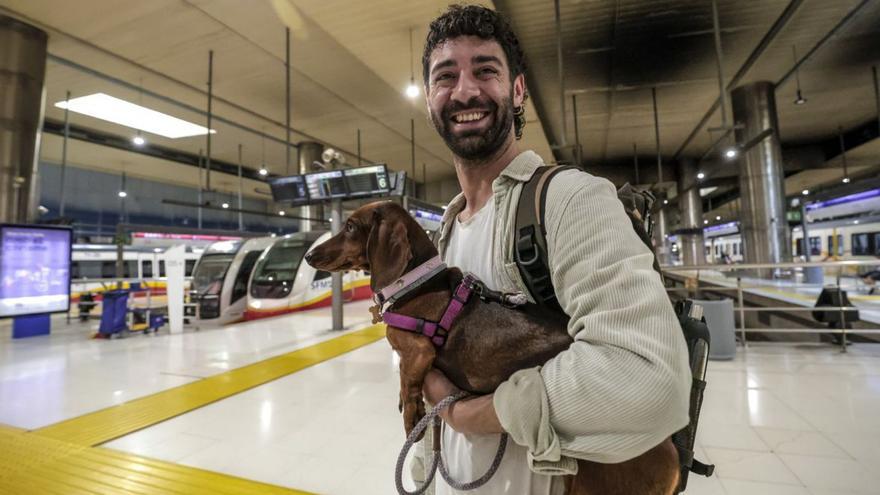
xmin=446 ymin=393 xmax=505 ymax=435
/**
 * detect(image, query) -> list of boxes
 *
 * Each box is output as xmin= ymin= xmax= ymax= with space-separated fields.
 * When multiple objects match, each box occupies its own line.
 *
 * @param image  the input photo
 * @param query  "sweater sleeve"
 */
xmin=493 ymin=172 xmax=691 ymax=465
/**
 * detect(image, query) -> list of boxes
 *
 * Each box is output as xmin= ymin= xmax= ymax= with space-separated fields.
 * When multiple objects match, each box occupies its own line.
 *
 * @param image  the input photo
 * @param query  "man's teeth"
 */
xmin=454 ymin=112 xmax=486 ymax=123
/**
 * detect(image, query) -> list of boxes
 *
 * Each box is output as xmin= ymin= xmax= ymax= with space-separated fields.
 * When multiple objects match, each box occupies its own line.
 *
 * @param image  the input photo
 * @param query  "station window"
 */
xmin=159 ymin=260 xmax=166 ymax=277
xmin=874 ymin=233 xmax=880 ymax=256
xmin=852 ymin=233 xmax=871 ymax=256
xmin=808 ymin=236 xmax=822 ymax=256
xmin=795 ymin=238 xmax=804 ymax=256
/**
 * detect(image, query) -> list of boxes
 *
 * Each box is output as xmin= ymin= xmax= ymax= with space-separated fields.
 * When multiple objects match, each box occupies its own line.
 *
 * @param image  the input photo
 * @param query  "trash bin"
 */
xmin=693 ymin=299 xmax=736 ymax=360
xmin=98 ymin=290 xmax=129 ymax=336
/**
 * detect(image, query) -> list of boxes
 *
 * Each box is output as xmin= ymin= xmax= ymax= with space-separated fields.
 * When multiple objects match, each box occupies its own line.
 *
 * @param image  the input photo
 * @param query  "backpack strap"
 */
xmin=513 ymin=165 xmax=576 ymax=312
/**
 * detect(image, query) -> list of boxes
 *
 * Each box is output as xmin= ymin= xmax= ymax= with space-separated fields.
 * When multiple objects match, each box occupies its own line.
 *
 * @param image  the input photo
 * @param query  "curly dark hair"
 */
xmin=422 ymin=4 xmax=528 ymax=139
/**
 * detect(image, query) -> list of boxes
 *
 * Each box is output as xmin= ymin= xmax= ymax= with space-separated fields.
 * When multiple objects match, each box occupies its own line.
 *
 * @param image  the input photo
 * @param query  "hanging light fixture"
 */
xmin=259 ymin=132 xmax=269 ymax=176
xmin=838 ymin=125 xmax=850 ymax=183
xmin=405 ymin=27 xmax=419 ymax=99
xmin=792 ymin=45 xmax=807 ymax=105
xmin=132 ymin=79 xmax=147 ymax=145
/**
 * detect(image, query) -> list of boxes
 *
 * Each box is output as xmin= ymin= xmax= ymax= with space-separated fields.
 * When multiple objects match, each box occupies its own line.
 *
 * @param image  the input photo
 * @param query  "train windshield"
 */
xmin=250 ymin=241 xmax=309 ymax=299
xmin=192 ymin=254 xmax=235 ymax=295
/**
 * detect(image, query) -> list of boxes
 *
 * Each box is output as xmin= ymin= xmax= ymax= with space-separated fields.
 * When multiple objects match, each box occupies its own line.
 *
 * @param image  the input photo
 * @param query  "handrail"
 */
xmin=661 ymin=260 xmax=880 ymax=353
xmin=662 ymin=260 xmax=879 ymax=271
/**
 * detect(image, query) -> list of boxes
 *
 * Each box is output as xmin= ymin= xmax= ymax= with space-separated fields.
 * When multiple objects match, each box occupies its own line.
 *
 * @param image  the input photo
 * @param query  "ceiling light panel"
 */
xmin=55 ymin=93 xmax=215 ymax=139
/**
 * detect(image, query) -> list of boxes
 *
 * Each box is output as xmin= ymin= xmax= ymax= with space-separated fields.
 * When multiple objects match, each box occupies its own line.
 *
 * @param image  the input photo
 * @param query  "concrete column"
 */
xmin=677 ymin=158 xmax=705 ymax=265
xmin=653 ymin=206 xmax=671 ymax=265
xmin=731 ymin=81 xmax=791 ymax=274
xmin=298 ymin=141 xmax=323 ymax=232
xmin=0 ymin=16 xmax=48 ymax=224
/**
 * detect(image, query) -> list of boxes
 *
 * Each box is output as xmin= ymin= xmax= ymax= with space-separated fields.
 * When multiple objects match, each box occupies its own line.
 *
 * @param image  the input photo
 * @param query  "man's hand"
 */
xmin=423 ymin=369 xmax=505 ymax=435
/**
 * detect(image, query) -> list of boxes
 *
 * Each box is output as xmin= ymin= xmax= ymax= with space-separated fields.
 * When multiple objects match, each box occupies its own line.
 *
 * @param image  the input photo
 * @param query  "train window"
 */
xmin=314 ymin=270 xmax=332 ymax=281
xmin=827 ymin=235 xmax=844 ymax=256
xmin=231 ymin=251 xmax=263 ymax=304
xmin=159 ymin=260 xmax=166 ymax=277
xmin=74 ymin=261 xmax=103 ymax=279
xmin=185 ymin=260 xmax=196 ymax=277
xmin=852 ymin=233 xmax=871 ymax=255
xmin=795 ymin=238 xmax=804 ymax=256
xmin=141 ymin=260 xmax=153 ymax=278
xmin=808 ymin=237 xmax=821 ymax=256
xmin=250 ymin=241 xmax=309 ymax=298
xmin=733 ymin=243 xmax=738 ymax=255
xmin=874 ymin=233 xmax=880 ymax=256
xmin=192 ymin=254 xmax=234 ymax=295
xmin=704 ymin=246 xmax=710 ymax=256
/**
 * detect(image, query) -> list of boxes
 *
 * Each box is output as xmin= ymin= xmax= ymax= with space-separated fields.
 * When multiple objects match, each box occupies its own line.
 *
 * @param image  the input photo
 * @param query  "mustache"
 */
xmin=441 ymin=98 xmax=498 ymax=120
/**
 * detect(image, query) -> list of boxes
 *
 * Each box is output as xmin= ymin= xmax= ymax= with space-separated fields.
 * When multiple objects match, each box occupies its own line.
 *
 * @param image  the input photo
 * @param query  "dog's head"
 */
xmin=305 ymin=201 xmax=438 ymax=291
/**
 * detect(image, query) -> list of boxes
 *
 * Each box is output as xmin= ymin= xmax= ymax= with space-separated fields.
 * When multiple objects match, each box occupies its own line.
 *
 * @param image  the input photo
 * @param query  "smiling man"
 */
xmin=418 ymin=5 xmax=691 ymax=495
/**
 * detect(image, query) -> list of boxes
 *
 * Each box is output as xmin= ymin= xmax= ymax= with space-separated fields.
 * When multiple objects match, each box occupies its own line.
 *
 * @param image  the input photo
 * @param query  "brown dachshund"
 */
xmin=305 ymin=201 xmax=679 ymax=495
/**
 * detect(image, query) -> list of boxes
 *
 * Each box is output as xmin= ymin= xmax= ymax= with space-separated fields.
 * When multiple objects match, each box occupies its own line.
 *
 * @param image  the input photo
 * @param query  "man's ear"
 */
xmin=513 ymin=73 xmax=526 ymax=107
xmin=366 ymin=208 xmax=412 ymax=291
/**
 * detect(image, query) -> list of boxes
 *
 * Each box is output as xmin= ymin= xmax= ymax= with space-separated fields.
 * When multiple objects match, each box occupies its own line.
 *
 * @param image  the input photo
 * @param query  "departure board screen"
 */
xmin=269 ymin=176 xmax=309 ymax=204
xmin=0 ymin=225 xmax=73 ymax=317
xmin=343 ymin=164 xmax=390 ymax=198
xmin=305 ymin=170 xmax=347 ymax=200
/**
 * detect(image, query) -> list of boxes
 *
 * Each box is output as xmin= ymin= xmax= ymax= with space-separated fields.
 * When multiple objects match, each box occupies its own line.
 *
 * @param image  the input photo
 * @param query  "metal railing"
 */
xmin=661 ymin=260 xmax=880 ymax=353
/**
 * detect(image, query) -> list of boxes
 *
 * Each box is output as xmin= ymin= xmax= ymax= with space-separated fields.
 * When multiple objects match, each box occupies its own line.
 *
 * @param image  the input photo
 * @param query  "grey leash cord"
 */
xmin=395 ymin=392 xmax=509 ymax=495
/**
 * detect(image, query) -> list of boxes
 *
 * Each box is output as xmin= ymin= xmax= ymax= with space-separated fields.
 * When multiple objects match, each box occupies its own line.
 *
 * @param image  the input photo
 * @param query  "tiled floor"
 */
xmin=4 ymin=307 xmax=880 ymax=494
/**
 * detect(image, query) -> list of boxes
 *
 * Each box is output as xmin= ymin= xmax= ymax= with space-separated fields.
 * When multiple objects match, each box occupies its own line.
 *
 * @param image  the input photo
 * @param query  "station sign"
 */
xmin=269 ymin=164 xmax=396 ymax=205
xmin=0 ymin=224 xmax=73 ymax=318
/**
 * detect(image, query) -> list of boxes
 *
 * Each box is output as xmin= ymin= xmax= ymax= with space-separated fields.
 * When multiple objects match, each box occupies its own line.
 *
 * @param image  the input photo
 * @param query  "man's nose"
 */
xmin=451 ymin=71 xmax=480 ymax=104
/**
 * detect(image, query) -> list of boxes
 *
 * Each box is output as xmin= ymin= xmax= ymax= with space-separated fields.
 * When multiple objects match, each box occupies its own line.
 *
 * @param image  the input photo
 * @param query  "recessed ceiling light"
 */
xmin=715 ymin=215 xmax=721 ymax=220
xmin=259 ymin=167 xmax=268 ymax=176
xmin=278 ymin=211 xmax=285 ymax=216
xmin=221 ymin=203 xmax=229 ymax=209
xmin=724 ymin=148 xmax=738 ymax=159
xmin=842 ymin=177 xmax=851 ymax=183
xmin=118 ymin=191 xmax=127 ymax=198
xmin=132 ymin=135 xmax=145 ymax=146
xmin=703 ymin=219 xmax=708 ymax=225
xmin=697 ymin=172 xmax=705 ymax=180
xmin=55 ymin=93 xmax=216 ymax=139
xmin=802 ymin=189 xmax=809 ymax=195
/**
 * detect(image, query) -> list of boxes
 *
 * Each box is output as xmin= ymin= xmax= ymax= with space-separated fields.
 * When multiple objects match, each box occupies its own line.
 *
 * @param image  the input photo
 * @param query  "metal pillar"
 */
xmin=298 ymin=141 xmax=323 ymax=232
xmin=237 ymin=144 xmax=244 ymax=231
xmin=731 ymin=81 xmax=790 ymax=276
xmin=205 ymin=50 xmax=213 ymax=191
xmin=59 ymin=91 xmax=70 ymax=217
xmin=330 ymin=198 xmax=344 ymax=331
xmin=0 ymin=16 xmax=48 ymax=224
xmin=677 ymin=158 xmax=705 ymax=266
xmin=653 ymin=207 xmax=671 ymax=265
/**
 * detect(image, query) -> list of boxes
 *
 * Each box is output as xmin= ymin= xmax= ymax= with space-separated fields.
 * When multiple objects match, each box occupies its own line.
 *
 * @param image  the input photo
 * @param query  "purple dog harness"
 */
xmin=371 ymin=255 xmax=477 ymax=347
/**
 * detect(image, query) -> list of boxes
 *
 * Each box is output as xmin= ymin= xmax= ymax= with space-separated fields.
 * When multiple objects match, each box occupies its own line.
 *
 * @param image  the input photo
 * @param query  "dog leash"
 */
xmin=395 ymin=392 xmax=509 ymax=495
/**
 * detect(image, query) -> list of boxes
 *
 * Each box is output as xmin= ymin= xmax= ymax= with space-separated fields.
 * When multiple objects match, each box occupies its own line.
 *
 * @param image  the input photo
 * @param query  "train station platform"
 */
xmin=3 ymin=301 xmax=880 ymax=494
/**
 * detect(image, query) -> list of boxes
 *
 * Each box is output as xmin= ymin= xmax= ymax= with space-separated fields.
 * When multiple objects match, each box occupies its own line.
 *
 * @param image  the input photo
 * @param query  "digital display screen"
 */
xmin=343 ymin=164 xmax=390 ymax=198
xmin=269 ymin=176 xmax=309 ymax=204
xmin=0 ymin=225 xmax=73 ymax=317
xmin=305 ymin=170 xmax=347 ymax=200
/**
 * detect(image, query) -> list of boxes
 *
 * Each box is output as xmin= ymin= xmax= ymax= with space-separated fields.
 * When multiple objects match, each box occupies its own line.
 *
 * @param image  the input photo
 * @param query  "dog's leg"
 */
xmin=387 ymin=328 xmax=437 ymax=438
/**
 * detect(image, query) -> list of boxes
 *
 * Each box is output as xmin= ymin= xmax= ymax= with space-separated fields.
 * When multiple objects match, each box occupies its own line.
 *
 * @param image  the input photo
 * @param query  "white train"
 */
xmin=189 ymin=237 xmax=275 ymax=324
xmin=245 ymin=231 xmax=371 ymax=320
xmin=71 ymin=245 xmax=201 ymax=304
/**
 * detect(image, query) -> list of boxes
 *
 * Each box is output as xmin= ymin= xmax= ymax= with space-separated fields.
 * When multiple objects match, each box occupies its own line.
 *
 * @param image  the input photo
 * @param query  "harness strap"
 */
xmin=383 ymin=274 xmax=478 ymax=347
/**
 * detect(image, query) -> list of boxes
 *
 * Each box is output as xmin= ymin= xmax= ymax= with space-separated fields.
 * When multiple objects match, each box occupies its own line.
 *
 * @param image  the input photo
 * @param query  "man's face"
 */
xmin=426 ymin=36 xmax=525 ymax=162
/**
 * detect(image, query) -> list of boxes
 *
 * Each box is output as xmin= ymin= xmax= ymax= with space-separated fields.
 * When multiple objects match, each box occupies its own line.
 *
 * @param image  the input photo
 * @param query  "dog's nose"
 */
xmin=304 ymin=251 xmax=313 ymax=263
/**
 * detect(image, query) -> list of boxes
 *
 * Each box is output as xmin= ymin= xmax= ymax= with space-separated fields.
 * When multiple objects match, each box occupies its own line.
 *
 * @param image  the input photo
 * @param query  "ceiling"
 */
xmin=1 ymin=0 xmax=879 ymax=211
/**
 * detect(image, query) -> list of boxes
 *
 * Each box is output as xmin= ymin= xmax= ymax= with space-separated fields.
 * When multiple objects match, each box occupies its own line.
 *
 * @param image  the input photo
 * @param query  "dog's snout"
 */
xmin=304 ymin=251 xmax=314 ymax=263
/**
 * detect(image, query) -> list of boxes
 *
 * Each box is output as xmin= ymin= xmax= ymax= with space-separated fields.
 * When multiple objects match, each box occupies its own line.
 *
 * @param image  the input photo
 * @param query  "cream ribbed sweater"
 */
xmin=437 ymin=151 xmax=691 ymax=473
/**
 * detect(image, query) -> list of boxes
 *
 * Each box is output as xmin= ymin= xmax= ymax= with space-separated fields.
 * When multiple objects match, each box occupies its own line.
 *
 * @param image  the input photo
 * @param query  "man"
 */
xmin=417 ymin=5 xmax=692 ymax=494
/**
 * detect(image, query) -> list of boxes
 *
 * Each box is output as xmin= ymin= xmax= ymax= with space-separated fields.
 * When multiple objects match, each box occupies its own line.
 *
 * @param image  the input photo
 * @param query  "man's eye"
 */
xmin=478 ymin=67 xmax=498 ymax=76
xmin=435 ymin=73 xmax=453 ymax=82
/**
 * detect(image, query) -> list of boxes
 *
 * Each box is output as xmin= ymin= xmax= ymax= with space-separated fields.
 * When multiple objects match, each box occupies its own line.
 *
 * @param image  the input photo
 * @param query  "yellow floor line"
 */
xmin=0 ymin=425 xmax=313 ymax=494
xmin=33 ymin=323 xmax=386 ymax=447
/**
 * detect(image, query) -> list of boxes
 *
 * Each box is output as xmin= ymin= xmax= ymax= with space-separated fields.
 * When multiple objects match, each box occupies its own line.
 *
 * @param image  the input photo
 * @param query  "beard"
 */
xmin=431 ymin=91 xmax=514 ymax=163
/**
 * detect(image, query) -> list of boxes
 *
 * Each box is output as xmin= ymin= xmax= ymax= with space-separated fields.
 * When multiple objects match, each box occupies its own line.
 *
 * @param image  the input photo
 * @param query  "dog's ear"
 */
xmin=366 ymin=207 xmax=412 ymax=291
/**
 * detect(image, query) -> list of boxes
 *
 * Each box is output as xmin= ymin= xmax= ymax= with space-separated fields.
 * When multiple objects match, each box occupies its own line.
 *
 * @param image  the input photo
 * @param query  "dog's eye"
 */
xmin=346 ymin=223 xmax=355 ymax=233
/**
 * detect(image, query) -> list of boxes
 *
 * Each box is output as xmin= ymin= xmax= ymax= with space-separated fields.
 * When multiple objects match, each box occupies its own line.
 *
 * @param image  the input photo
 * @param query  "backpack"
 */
xmin=513 ymin=165 xmax=715 ymax=493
